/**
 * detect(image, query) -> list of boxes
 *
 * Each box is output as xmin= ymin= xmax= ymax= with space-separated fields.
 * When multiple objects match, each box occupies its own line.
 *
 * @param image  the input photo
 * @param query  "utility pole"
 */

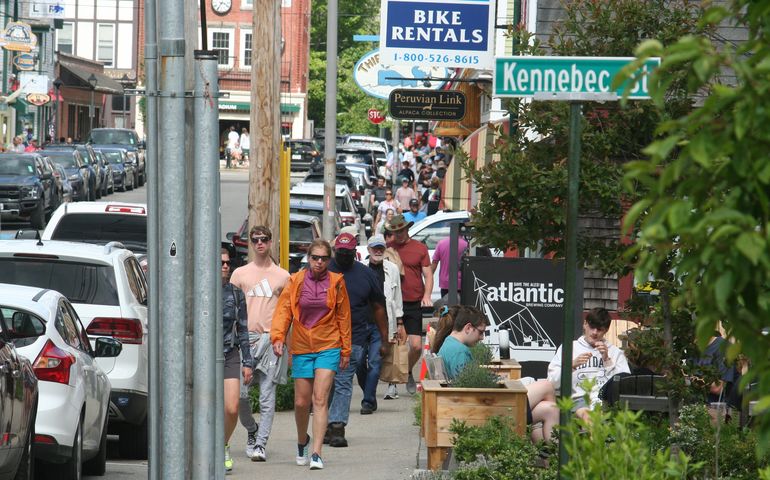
xmin=322 ymin=0 xmax=338 ymax=240
xmin=249 ymin=0 xmax=282 ymax=259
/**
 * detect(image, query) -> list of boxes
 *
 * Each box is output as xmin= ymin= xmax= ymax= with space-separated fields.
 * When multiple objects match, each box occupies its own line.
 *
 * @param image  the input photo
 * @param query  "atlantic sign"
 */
xmin=494 ymin=56 xmax=661 ymax=99
xmin=379 ymin=0 xmax=495 ymax=69
xmin=353 ymin=49 xmax=450 ymax=99
xmin=389 ymin=89 xmax=465 ymax=121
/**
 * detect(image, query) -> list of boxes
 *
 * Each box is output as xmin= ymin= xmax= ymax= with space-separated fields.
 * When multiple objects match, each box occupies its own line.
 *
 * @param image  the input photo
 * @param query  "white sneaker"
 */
xmin=309 ymin=453 xmax=324 ymax=470
xmin=252 ymin=444 xmax=266 ymax=462
xmin=245 ymin=431 xmax=258 ymax=458
xmin=384 ymin=383 xmax=399 ymax=400
xmin=296 ymin=435 xmax=310 ymax=466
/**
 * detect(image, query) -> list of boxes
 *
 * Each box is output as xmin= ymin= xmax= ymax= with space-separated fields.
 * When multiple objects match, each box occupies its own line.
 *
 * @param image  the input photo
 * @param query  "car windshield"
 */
xmin=288 ymin=142 xmax=315 ymax=153
xmin=292 ymin=194 xmax=346 ymax=212
xmin=45 ymin=153 xmax=78 ymax=168
xmin=290 ymin=222 xmax=314 ymax=243
xmin=48 ymin=213 xmax=147 ymax=253
xmin=0 ymin=157 xmax=35 ymax=175
xmin=89 ymin=130 xmax=136 ymax=145
xmin=0 ymin=259 xmax=119 ymax=305
xmin=102 ymin=152 xmax=125 ymax=164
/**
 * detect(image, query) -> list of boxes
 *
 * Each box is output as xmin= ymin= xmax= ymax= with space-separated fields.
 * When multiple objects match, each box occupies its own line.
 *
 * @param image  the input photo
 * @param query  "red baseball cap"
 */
xmin=334 ymin=232 xmax=357 ymax=250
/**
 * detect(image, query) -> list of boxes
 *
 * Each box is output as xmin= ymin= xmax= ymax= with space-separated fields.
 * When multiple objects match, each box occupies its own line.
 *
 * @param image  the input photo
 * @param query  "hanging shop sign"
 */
xmin=26 ymin=93 xmax=50 ymax=106
xmin=379 ymin=0 xmax=495 ymax=69
xmin=353 ymin=49 xmax=450 ymax=100
xmin=461 ymin=257 xmax=584 ymax=378
xmin=12 ymin=52 xmax=35 ymax=71
xmin=0 ymin=22 xmax=38 ymax=52
xmin=389 ymin=88 xmax=465 ymax=121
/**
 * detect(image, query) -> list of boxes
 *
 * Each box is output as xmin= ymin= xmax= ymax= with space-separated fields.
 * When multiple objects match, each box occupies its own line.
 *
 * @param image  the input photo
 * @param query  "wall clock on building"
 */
xmin=212 ymin=0 xmax=232 ymax=14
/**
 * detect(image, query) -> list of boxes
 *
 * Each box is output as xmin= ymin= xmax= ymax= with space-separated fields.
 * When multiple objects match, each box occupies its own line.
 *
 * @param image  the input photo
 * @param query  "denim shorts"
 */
xmin=292 ymin=348 xmax=341 ymax=378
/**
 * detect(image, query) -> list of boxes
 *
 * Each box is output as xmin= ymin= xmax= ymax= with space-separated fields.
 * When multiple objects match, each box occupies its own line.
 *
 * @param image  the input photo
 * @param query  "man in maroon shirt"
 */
xmin=385 ymin=214 xmax=433 ymax=394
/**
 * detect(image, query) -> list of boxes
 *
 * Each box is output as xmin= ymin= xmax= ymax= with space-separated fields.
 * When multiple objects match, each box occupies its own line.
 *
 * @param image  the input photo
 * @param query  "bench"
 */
xmin=605 ymin=374 xmax=672 ymax=412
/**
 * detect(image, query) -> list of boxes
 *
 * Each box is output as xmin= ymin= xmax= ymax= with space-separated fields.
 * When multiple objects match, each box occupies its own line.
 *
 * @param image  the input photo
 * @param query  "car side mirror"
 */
xmin=9 ymin=312 xmax=45 ymax=338
xmin=94 ymin=337 xmax=123 ymax=358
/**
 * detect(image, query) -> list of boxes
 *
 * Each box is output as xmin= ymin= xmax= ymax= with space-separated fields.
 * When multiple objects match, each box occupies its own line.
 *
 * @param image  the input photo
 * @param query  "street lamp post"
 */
xmin=121 ymin=73 xmax=129 ymax=128
xmin=53 ymin=78 xmax=62 ymax=143
xmin=88 ymin=73 xmax=97 ymax=134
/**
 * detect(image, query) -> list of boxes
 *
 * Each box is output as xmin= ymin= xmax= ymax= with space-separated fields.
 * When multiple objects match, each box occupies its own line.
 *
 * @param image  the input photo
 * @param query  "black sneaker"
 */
xmin=360 ymin=405 xmax=373 ymax=415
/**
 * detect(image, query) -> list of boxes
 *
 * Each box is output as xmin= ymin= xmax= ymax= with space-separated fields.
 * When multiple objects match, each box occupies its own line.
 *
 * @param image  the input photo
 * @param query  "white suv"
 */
xmin=290 ymin=182 xmax=362 ymax=235
xmin=0 ymin=239 xmax=149 ymax=459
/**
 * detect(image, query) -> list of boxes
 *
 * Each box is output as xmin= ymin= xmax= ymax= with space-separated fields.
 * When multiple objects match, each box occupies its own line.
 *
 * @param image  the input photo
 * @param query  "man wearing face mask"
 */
xmin=326 ymin=233 xmax=389 ymax=447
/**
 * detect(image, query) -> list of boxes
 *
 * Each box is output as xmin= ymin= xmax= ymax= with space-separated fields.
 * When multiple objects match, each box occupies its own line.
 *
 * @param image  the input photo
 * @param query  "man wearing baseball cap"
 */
xmin=403 ymin=198 xmax=426 ymax=224
xmin=326 ymin=233 xmax=388 ymax=447
xmin=385 ymin=214 xmax=432 ymax=394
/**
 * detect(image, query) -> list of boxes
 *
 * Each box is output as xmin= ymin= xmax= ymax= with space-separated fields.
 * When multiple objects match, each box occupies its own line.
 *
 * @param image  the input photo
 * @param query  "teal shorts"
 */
xmin=292 ymin=348 xmax=341 ymax=378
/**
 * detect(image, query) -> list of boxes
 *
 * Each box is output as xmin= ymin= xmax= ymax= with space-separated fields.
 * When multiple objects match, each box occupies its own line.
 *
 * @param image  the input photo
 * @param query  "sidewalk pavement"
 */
xmin=226 ymin=382 xmax=423 ymax=479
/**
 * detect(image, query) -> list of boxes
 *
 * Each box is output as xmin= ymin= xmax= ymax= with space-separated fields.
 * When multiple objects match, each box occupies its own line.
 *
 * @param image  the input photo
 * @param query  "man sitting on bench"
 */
xmin=547 ymin=307 xmax=630 ymax=422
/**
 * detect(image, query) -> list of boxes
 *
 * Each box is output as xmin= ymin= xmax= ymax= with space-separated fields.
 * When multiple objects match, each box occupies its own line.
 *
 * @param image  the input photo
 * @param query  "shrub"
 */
xmin=452 ymin=343 xmax=498 ymax=389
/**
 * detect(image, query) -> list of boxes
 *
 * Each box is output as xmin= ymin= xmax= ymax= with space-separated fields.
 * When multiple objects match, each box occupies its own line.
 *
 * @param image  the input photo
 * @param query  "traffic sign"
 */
xmin=379 ymin=0 xmax=495 ymax=69
xmin=368 ymin=108 xmax=385 ymax=124
xmin=389 ymin=89 xmax=465 ymax=121
xmin=494 ymin=56 xmax=660 ymax=100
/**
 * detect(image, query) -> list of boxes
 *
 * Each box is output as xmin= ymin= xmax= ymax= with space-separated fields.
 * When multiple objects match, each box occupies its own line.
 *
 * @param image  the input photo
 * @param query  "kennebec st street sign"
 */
xmin=494 ymin=56 xmax=660 ymax=100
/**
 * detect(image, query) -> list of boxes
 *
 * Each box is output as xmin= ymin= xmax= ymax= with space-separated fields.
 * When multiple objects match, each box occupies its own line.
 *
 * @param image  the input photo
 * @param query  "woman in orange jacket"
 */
xmin=271 ymin=239 xmax=351 ymax=470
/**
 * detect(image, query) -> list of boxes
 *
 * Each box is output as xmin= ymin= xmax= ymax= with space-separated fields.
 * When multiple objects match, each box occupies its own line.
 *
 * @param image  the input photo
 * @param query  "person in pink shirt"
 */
xmin=431 ymin=235 xmax=468 ymax=298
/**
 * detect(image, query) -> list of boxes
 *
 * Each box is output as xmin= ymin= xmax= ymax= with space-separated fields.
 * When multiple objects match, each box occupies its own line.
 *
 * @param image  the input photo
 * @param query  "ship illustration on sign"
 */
xmin=353 ymin=49 xmax=450 ymax=99
xmin=472 ymin=272 xmax=558 ymax=362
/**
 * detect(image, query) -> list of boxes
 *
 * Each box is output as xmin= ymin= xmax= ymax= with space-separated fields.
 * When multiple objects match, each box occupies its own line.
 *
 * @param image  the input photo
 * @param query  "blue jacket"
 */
xmin=223 ymin=283 xmax=253 ymax=368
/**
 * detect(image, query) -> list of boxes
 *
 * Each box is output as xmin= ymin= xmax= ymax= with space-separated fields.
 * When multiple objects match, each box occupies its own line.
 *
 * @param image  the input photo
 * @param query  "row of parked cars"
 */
xmin=0 ymin=200 xmax=150 ymax=479
xmin=0 ymin=128 xmax=146 ymax=229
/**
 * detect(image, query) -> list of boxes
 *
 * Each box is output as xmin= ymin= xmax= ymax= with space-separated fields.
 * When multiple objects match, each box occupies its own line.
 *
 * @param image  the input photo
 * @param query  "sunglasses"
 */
xmin=221 ymin=260 xmax=230 ymax=266
xmin=309 ymin=254 xmax=330 ymax=262
xmin=250 ymin=236 xmax=270 ymax=244
xmin=385 ymin=192 xmax=392 ymax=196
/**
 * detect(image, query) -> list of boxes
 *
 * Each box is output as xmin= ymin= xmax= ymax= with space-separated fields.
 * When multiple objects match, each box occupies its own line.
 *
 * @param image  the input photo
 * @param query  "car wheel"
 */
xmin=30 ymin=201 xmax=45 ymax=230
xmin=62 ymin=417 xmax=83 ymax=480
xmin=119 ymin=175 xmax=126 ymax=192
xmin=118 ymin=417 xmax=148 ymax=460
xmin=138 ymin=172 xmax=145 ymax=187
xmin=89 ymin=183 xmax=96 ymax=201
xmin=13 ymin=409 xmax=35 ymax=480
xmin=83 ymin=415 xmax=108 ymax=476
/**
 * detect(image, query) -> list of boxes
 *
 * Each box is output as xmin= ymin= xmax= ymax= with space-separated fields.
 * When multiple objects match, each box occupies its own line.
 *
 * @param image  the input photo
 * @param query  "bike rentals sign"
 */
xmin=494 ymin=56 xmax=660 ymax=99
xmin=379 ymin=0 xmax=495 ymax=69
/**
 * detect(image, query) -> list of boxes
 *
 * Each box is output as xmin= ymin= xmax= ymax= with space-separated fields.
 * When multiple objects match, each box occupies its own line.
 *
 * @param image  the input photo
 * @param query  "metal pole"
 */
xmin=321 ymin=0 xmax=338 ymax=241
xmin=89 ymin=88 xmax=94 ymax=132
xmin=143 ymin=0 xmax=160 ymax=473
xmin=391 ymin=119 xmax=399 ymax=185
xmin=557 ymin=102 xmax=582 ymax=476
xmin=280 ymin=144 xmax=290 ymax=270
xmin=191 ymin=50 xmax=218 ymax=480
xmin=158 ymin=0 xmax=187 ymax=474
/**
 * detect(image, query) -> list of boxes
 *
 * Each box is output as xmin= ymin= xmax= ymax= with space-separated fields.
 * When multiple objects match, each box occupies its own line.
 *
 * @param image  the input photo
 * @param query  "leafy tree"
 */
xmin=460 ymin=0 xmax=706 ymax=276
xmin=307 ymin=0 xmax=389 ymax=135
xmin=625 ymin=0 xmax=770 ymax=450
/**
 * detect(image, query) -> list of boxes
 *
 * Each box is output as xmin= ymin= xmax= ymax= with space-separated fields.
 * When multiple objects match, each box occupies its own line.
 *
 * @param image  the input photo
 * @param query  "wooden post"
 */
xmin=249 ymin=0 xmax=282 ymax=260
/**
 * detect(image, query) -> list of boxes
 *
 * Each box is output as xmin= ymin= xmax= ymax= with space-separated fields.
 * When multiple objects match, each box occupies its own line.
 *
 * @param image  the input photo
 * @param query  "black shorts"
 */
xmin=224 ymin=348 xmax=241 ymax=379
xmin=402 ymin=301 xmax=423 ymax=336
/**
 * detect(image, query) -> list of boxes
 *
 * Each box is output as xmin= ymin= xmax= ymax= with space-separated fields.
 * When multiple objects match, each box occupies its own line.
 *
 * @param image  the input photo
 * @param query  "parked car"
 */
xmin=226 ymin=213 xmax=322 ymax=272
xmin=41 ymin=202 xmax=148 ymax=256
xmin=51 ymin=163 xmax=74 ymax=204
xmin=41 ymin=156 xmax=65 ymax=207
xmin=94 ymin=150 xmax=114 ymax=196
xmin=336 ymin=146 xmax=379 ymax=174
xmin=342 ymin=134 xmax=390 ymax=154
xmin=289 ymin=198 xmax=342 ymax=235
xmin=290 ymin=182 xmax=363 ymax=234
xmin=43 ymin=144 xmax=100 ymax=200
xmin=41 ymin=149 xmax=90 ymax=202
xmin=0 ymin=295 xmax=38 ymax=479
xmin=0 ymin=283 xmax=122 ymax=477
xmin=87 ymin=128 xmax=146 ymax=187
xmin=303 ymin=163 xmax=362 ymax=202
xmin=285 ymin=139 xmax=321 ymax=171
xmin=95 ymin=148 xmax=135 ymax=192
xmin=0 ymin=240 xmax=150 ymax=459
xmin=0 ymin=153 xmax=59 ymax=229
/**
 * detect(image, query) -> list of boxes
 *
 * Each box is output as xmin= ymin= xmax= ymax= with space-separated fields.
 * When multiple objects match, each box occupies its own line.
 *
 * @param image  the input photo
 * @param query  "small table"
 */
xmin=481 ymin=358 xmax=521 ymax=380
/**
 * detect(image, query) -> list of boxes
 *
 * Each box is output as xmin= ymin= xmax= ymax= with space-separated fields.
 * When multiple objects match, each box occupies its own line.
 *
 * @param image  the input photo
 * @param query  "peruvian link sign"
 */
xmin=494 ymin=56 xmax=661 ymax=99
xmin=379 ymin=0 xmax=495 ymax=69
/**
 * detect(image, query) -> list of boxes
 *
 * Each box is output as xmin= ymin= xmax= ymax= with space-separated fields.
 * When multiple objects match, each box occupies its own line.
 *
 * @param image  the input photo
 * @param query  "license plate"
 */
xmin=292 ymin=154 xmax=301 ymax=160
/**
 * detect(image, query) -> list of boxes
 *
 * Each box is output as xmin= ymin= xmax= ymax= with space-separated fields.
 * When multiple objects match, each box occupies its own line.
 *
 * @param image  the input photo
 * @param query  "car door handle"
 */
xmin=10 ymin=370 xmax=19 ymax=378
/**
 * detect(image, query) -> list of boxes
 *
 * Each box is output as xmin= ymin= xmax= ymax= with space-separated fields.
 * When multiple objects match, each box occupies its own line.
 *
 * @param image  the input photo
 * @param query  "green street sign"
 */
xmin=494 ymin=56 xmax=660 ymax=100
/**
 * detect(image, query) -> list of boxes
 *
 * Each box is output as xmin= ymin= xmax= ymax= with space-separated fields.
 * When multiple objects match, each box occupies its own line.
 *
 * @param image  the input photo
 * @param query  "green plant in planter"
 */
xmin=451 ymin=343 xmax=499 ymax=389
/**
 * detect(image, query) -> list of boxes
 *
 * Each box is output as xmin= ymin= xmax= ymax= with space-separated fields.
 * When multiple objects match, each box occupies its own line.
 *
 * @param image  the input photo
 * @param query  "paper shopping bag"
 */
xmin=379 ymin=341 xmax=409 ymax=384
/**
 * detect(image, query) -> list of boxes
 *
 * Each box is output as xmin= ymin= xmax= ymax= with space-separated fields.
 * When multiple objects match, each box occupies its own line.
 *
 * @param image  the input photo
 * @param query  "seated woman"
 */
xmin=432 ymin=305 xmax=558 ymax=442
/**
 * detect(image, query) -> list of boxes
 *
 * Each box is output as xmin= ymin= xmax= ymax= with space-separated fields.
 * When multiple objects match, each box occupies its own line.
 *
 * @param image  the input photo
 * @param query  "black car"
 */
xmin=94 ymin=150 xmax=114 ymax=196
xmin=41 ymin=149 xmax=91 ymax=202
xmin=286 ymin=139 xmax=321 ymax=172
xmin=96 ymin=147 xmax=135 ymax=192
xmin=0 ymin=302 xmax=39 ymax=479
xmin=0 ymin=153 xmax=59 ymax=229
xmin=43 ymin=144 xmax=101 ymax=200
xmin=87 ymin=128 xmax=146 ymax=187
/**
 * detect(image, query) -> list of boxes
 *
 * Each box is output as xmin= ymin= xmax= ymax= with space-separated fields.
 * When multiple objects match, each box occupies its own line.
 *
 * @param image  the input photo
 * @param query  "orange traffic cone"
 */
xmin=417 ymin=325 xmax=432 ymax=392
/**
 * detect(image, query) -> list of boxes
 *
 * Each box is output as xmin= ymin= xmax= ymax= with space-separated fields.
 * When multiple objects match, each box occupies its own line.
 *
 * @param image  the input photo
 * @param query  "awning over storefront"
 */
xmin=220 ymin=101 xmax=300 ymax=114
xmin=59 ymin=61 xmax=124 ymax=95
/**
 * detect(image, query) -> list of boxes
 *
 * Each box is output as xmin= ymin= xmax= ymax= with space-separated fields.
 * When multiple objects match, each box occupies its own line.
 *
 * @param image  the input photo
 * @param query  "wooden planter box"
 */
xmin=481 ymin=358 xmax=521 ymax=380
xmin=421 ymin=379 xmax=528 ymax=470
